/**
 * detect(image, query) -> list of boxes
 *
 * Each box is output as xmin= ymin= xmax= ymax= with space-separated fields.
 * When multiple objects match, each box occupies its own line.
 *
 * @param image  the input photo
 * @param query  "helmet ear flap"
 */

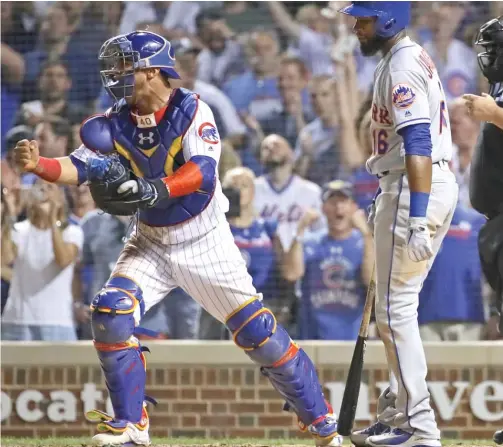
xmin=383 ymin=18 xmax=396 ymax=33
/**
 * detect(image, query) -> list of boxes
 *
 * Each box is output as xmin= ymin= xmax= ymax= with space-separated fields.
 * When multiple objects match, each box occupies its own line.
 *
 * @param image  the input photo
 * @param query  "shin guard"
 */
xmin=226 ymin=299 xmax=330 ymax=426
xmin=89 ymin=276 xmax=150 ymax=429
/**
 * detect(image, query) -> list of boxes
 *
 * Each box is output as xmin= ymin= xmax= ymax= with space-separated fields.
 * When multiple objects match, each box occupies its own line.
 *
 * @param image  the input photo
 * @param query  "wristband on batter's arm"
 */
xmin=399 ymin=123 xmax=432 ymax=218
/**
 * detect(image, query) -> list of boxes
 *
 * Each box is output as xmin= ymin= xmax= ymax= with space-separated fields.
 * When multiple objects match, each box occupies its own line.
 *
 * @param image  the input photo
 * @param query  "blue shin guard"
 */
xmin=226 ymin=299 xmax=330 ymax=427
xmin=89 ymin=276 xmax=149 ymax=429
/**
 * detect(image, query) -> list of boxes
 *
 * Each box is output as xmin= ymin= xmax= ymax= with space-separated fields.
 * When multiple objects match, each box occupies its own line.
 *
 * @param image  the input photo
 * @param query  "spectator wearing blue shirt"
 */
xmin=195 ymin=8 xmax=246 ymax=88
xmin=257 ymin=56 xmax=314 ymax=148
xmin=296 ymin=64 xmax=365 ymax=187
xmin=418 ymin=201 xmax=487 ymax=341
xmin=222 ymin=30 xmax=282 ymax=122
xmin=283 ymin=180 xmax=374 ymax=340
xmin=15 ymin=59 xmax=89 ymax=148
xmin=224 ymin=167 xmax=283 ymax=302
xmin=22 ymin=4 xmax=102 ymax=107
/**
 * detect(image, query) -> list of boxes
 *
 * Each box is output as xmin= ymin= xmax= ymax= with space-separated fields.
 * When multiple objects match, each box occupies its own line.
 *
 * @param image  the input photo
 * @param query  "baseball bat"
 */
xmin=337 ymin=265 xmax=376 ymax=436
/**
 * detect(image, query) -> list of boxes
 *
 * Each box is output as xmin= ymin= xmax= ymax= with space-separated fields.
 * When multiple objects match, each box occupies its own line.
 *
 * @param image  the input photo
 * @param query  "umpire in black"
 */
xmin=463 ymin=15 xmax=503 ymax=446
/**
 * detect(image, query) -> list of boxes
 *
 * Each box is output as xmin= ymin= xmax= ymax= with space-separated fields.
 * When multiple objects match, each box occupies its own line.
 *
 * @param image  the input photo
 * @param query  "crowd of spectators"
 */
xmin=2 ymin=1 xmax=502 ymax=342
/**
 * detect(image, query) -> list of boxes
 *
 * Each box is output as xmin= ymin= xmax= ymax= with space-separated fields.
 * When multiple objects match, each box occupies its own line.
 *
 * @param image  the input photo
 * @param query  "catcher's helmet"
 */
xmin=339 ymin=1 xmax=410 ymax=39
xmin=474 ymin=16 xmax=503 ymax=85
xmin=99 ymin=31 xmax=180 ymax=101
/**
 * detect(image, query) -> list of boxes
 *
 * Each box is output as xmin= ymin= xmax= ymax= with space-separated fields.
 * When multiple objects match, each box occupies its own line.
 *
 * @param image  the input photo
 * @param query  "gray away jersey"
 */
xmin=367 ymin=37 xmax=453 ymax=175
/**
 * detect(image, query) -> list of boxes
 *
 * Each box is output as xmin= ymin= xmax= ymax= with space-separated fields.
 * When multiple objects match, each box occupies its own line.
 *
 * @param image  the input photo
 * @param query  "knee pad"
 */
xmin=91 ymin=276 xmax=145 ymax=344
xmin=226 ymin=299 xmax=291 ymax=365
xmin=226 ymin=300 xmax=329 ymax=426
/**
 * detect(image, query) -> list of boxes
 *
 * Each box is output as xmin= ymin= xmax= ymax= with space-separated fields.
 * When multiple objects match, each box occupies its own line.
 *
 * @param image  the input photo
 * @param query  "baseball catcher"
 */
xmin=14 ymin=31 xmax=342 ymax=447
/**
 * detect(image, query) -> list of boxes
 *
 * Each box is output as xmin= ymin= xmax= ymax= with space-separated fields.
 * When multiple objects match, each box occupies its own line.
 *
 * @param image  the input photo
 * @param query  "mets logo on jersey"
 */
xmin=392 ymin=83 xmax=416 ymax=109
xmin=198 ymin=122 xmax=220 ymax=145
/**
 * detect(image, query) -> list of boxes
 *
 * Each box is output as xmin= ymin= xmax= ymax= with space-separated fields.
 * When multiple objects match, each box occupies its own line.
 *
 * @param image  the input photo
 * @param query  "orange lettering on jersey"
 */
xmin=372 ymin=103 xmax=393 ymax=125
xmin=419 ymin=50 xmax=436 ymax=79
xmin=379 ymin=107 xmax=393 ymax=125
xmin=372 ymin=103 xmax=378 ymax=122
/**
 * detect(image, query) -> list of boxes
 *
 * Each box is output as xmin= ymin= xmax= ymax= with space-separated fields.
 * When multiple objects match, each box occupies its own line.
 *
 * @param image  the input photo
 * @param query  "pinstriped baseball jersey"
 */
xmin=72 ymin=97 xmax=260 ymax=321
xmin=367 ymin=36 xmax=453 ymax=175
xmin=72 ymin=99 xmax=230 ymax=244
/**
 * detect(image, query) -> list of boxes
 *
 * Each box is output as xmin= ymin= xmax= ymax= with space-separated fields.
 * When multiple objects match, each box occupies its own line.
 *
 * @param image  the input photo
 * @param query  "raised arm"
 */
xmin=333 ymin=75 xmax=365 ymax=170
xmin=280 ymin=209 xmax=319 ymax=282
xmin=1 ymin=43 xmax=25 ymax=85
xmin=267 ymin=2 xmax=301 ymax=39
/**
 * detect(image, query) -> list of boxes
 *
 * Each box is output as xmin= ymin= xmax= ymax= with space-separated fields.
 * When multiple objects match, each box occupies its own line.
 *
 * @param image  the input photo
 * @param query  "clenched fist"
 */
xmin=14 ymin=139 xmax=39 ymax=172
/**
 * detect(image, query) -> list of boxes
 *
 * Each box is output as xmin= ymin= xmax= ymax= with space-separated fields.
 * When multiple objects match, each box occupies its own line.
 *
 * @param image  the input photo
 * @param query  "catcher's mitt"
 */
xmin=87 ymin=156 xmax=140 ymax=216
xmin=87 ymin=156 xmax=169 ymax=216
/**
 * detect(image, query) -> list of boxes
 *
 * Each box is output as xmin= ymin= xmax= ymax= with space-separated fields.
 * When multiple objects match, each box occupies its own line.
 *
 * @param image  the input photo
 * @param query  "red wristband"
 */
xmin=34 ymin=157 xmax=62 ymax=182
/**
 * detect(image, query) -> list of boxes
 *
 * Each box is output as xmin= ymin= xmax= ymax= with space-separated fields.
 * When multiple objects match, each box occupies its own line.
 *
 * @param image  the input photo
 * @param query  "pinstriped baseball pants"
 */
xmin=111 ymin=218 xmax=260 ymax=325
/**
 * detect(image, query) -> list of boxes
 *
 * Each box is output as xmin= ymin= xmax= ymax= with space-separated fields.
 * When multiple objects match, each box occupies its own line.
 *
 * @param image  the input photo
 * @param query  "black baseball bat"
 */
xmin=337 ymin=267 xmax=376 ymax=436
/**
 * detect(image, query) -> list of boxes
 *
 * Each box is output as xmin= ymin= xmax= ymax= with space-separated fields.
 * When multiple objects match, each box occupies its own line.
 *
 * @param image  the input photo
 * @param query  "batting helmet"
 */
xmin=99 ymin=31 xmax=180 ymax=101
xmin=474 ymin=16 xmax=503 ymax=85
xmin=339 ymin=1 xmax=411 ymax=39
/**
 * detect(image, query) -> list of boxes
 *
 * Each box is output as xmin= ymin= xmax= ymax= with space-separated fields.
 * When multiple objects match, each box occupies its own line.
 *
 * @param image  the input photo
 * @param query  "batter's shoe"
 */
xmin=366 ymin=428 xmax=441 ymax=447
xmin=494 ymin=429 xmax=503 ymax=445
xmin=86 ymin=405 xmax=150 ymax=446
xmin=350 ymin=421 xmax=391 ymax=446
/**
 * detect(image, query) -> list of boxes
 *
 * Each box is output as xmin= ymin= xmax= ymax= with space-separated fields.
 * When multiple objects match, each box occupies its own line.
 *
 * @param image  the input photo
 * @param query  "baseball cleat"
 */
xmin=86 ymin=405 xmax=151 ymax=446
xmin=351 ymin=421 xmax=391 ymax=446
xmin=309 ymin=414 xmax=344 ymax=446
xmin=366 ymin=428 xmax=441 ymax=447
xmin=494 ymin=429 xmax=503 ymax=445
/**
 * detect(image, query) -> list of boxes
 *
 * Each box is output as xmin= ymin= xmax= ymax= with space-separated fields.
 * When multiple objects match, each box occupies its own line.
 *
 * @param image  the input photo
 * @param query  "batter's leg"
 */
xmin=368 ymin=172 xmax=457 ymax=446
xmin=172 ymin=220 xmax=342 ymax=446
xmin=87 ymin=235 xmax=176 ymax=446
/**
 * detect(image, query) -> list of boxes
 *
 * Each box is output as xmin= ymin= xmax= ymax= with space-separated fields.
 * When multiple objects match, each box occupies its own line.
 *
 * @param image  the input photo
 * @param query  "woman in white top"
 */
xmin=1 ymin=180 xmax=84 ymax=341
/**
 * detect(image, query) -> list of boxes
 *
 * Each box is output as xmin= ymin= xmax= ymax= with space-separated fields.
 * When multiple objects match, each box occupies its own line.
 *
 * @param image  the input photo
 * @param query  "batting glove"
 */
xmin=406 ymin=217 xmax=433 ymax=262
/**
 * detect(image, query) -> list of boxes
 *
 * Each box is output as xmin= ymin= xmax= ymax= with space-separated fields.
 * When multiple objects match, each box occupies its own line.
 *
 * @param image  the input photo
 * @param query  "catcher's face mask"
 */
xmin=99 ymin=36 xmax=140 ymax=102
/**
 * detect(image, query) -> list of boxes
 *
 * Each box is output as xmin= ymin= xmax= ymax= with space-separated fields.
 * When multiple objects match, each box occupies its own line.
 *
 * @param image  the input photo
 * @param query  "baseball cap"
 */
xmin=172 ymin=38 xmax=201 ymax=57
xmin=322 ymin=180 xmax=354 ymax=202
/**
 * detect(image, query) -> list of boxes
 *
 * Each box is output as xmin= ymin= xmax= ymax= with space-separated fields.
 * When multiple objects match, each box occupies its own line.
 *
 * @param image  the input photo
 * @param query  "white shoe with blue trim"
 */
xmin=366 ymin=428 xmax=441 ymax=447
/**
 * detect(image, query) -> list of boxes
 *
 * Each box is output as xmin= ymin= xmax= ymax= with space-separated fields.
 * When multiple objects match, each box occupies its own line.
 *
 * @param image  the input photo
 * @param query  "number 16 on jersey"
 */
xmin=372 ymin=129 xmax=389 ymax=155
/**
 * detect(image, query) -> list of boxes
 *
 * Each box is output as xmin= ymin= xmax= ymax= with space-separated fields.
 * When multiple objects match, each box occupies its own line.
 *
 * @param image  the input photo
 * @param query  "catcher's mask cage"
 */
xmin=474 ymin=15 xmax=503 ymax=97
xmin=99 ymin=36 xmax=139 ymax=101
xmin=99 ymin=32 xmax=180 ymax=102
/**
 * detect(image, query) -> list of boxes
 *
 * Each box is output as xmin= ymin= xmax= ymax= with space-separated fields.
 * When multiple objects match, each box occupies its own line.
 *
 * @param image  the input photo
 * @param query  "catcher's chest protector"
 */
xmin=109 ymin=88 xmax=215 ymax=226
